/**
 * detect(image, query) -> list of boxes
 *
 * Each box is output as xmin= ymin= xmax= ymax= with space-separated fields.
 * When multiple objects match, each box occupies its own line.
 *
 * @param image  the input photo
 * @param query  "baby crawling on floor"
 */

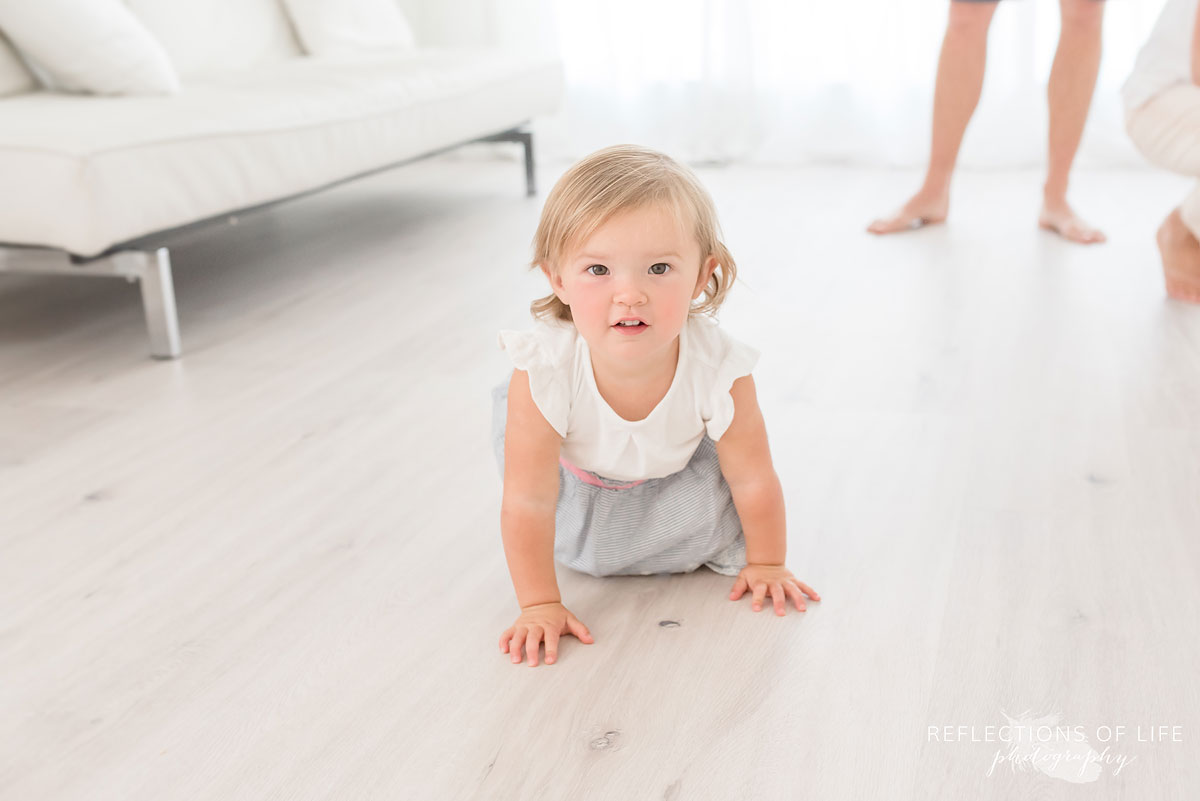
xmin=492 ymin=144 xmax=820 ymax=667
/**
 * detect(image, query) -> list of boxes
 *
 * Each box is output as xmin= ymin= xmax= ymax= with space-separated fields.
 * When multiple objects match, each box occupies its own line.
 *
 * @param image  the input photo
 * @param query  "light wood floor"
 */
xmin=1 ymin=157 xmax=1198 ymax=800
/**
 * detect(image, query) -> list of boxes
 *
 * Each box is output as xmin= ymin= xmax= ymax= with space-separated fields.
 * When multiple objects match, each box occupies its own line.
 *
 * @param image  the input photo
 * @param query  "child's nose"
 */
xmin=613 ymin=280 xmax=648 ymax=307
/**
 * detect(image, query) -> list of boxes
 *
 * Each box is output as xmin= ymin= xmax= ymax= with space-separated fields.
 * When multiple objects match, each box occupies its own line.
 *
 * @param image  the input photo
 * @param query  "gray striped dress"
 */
xmin=491 ymin=376 xmax=748 ymax=577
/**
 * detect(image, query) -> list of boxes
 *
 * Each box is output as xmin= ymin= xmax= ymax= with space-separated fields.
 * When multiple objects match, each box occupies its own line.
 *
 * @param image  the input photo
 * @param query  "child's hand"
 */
xmin=729 ymin=564 xmax=820 ymax=615
xmin=500 ymin=602 xmax=594 ymax=667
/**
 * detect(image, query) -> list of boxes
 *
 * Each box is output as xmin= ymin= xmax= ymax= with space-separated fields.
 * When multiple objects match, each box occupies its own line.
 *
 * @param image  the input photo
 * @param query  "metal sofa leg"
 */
xmin=127 ymin=248 xmax=181 ymax=359
xmin=520 ymin=131 xmax=536 ymax=197
xmin=475 ymin=126 xmax=536 ymax=196
xmin=0 ymin=245 xmax=183 ymax=359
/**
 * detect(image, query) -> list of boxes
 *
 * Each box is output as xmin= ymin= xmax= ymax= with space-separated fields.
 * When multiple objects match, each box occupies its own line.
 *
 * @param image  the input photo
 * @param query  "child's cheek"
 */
xmin=577 ymin=295 xmax=608 ymax=333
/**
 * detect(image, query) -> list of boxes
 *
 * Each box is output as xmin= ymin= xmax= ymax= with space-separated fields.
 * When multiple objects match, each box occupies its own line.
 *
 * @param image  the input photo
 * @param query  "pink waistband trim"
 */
xmin=559 ymin=456 xmax=646 ymax=489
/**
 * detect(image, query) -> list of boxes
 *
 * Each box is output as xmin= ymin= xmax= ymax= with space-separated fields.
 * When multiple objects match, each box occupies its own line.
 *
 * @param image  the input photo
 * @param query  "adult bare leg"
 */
xmin=868 ymin=1 xmax=998 ymax=235
xmin=1039 ymin=0 xmax=1106 ymax=244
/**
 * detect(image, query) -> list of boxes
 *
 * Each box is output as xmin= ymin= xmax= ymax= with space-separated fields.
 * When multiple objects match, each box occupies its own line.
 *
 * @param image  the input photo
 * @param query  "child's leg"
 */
xmin=703 ymin=532 xmax=747 ymax=577
xmin=491 ymin=374 xmax=511 ymax=479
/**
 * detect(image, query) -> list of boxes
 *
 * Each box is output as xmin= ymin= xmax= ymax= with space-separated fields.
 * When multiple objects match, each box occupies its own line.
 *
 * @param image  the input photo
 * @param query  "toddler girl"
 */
xmin=492 ymin=145 xmax=820 ymax=668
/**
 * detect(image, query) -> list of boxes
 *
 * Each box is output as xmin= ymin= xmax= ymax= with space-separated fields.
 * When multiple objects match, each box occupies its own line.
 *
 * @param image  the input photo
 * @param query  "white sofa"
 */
xmin=0 ymin=0 xmax=563 ymax=358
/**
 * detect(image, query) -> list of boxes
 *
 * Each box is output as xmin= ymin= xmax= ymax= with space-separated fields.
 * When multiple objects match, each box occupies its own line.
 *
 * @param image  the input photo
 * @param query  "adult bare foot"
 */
xmin=1038 ymin=199 xmax=1106 ymax=244
xmin=867 ymin=191 xmax=949 ymax=235
xmin=1155 ymin=208 xmax=1200 ymax=303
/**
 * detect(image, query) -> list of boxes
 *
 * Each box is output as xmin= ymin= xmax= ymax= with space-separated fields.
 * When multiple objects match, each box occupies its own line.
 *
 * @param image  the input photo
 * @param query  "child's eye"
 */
xmin=586 ymin=264 xmax=609 ymax=276
xmin=649 ymin=263 xmax=671 ymax=275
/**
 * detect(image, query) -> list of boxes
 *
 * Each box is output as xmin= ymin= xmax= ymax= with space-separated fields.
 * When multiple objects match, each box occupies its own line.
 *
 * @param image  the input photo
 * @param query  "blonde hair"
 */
xmin=529 ymin=145 xmax=737 ymax=323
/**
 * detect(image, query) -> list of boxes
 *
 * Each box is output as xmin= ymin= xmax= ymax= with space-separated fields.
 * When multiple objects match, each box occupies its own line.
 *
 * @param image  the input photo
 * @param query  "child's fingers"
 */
xmin=508 ymin=625 xmax=527 ymax=662
xmin=729 ymin=574 xmax=749 ymax=600
xmin=751 ymin=582 xmax=767 ymax=611
xmin=771 ymin=582 xmax=786 ymax=615
xmin=567 ymin=616 xmax=593 ymax=643
xmin=796 ymin=581 xmax=821 ymax=601
xmin=785 ymin=582 xmax=808 ymax=612
xmin=500 ymin=627 xmax=515 ymax=652
xmin=525 ymin=628 xmax=542 ymax=666
xmin=544 ymin=631 xmax=560 ymax=664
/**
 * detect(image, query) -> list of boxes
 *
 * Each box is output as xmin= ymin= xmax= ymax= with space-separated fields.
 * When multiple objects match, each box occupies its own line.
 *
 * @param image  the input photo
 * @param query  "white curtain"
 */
xmin=519 ymin=0 xmax=1167 ymax=168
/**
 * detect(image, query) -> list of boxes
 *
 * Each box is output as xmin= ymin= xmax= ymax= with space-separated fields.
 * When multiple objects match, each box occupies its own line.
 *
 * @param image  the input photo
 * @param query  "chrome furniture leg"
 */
xmin=0 ymin=246 xmax=182 ymax=359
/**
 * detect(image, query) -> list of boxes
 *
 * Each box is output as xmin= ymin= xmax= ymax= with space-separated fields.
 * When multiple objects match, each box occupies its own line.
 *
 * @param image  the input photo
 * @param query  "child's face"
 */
xmin=543 ymin=202 xmax=717 ymax=364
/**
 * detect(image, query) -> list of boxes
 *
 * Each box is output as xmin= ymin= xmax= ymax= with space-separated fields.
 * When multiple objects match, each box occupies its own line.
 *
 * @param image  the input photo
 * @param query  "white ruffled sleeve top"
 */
xmin=497 ymin=315 xmax=761 ymax=482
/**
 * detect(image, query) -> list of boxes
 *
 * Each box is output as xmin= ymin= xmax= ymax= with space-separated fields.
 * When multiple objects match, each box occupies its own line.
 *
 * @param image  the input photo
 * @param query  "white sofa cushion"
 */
xmin=0 ymin=50 xmax=564 ymax=256
xmin=125 ymin=0 xmax=304 ymax=79
xmin=283 ymin=0 xmax=416 ymax=56
xmin=0 ymin=30 xmax=35 ymax=97
xmin=0 ymin=0 xmax=180 ymax=95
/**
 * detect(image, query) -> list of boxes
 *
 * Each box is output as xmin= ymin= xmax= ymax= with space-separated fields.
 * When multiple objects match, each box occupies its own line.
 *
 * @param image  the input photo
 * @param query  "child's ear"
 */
xmin=540 ymin=262 xmax=569 ymax=304
xmin=693 ymin=255 xmax=719 ymax=299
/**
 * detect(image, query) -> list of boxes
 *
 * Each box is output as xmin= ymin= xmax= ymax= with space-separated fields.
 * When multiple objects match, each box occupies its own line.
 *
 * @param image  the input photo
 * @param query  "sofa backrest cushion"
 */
xmin=282 ymin=0 xmax=416 ymax=56
xmin=0 ymin=30 xmax=35 ymax=96
xmin=125 ymin=0 xmax=304 ymax=78
xmin=0 ymin=0 xmax=180 ymax=95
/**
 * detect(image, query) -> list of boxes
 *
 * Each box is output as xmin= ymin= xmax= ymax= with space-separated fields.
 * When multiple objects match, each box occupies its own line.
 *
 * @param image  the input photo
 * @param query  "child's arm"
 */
xmin=715 ymin=375 xmax=786 ymax=564
xmin=498 ymin=369 xmax=595 ymax=666
xmin=715 ymin=375 xmax=820 ymax=615
xmin=500 ymin=369 xmax=563 ymax=608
